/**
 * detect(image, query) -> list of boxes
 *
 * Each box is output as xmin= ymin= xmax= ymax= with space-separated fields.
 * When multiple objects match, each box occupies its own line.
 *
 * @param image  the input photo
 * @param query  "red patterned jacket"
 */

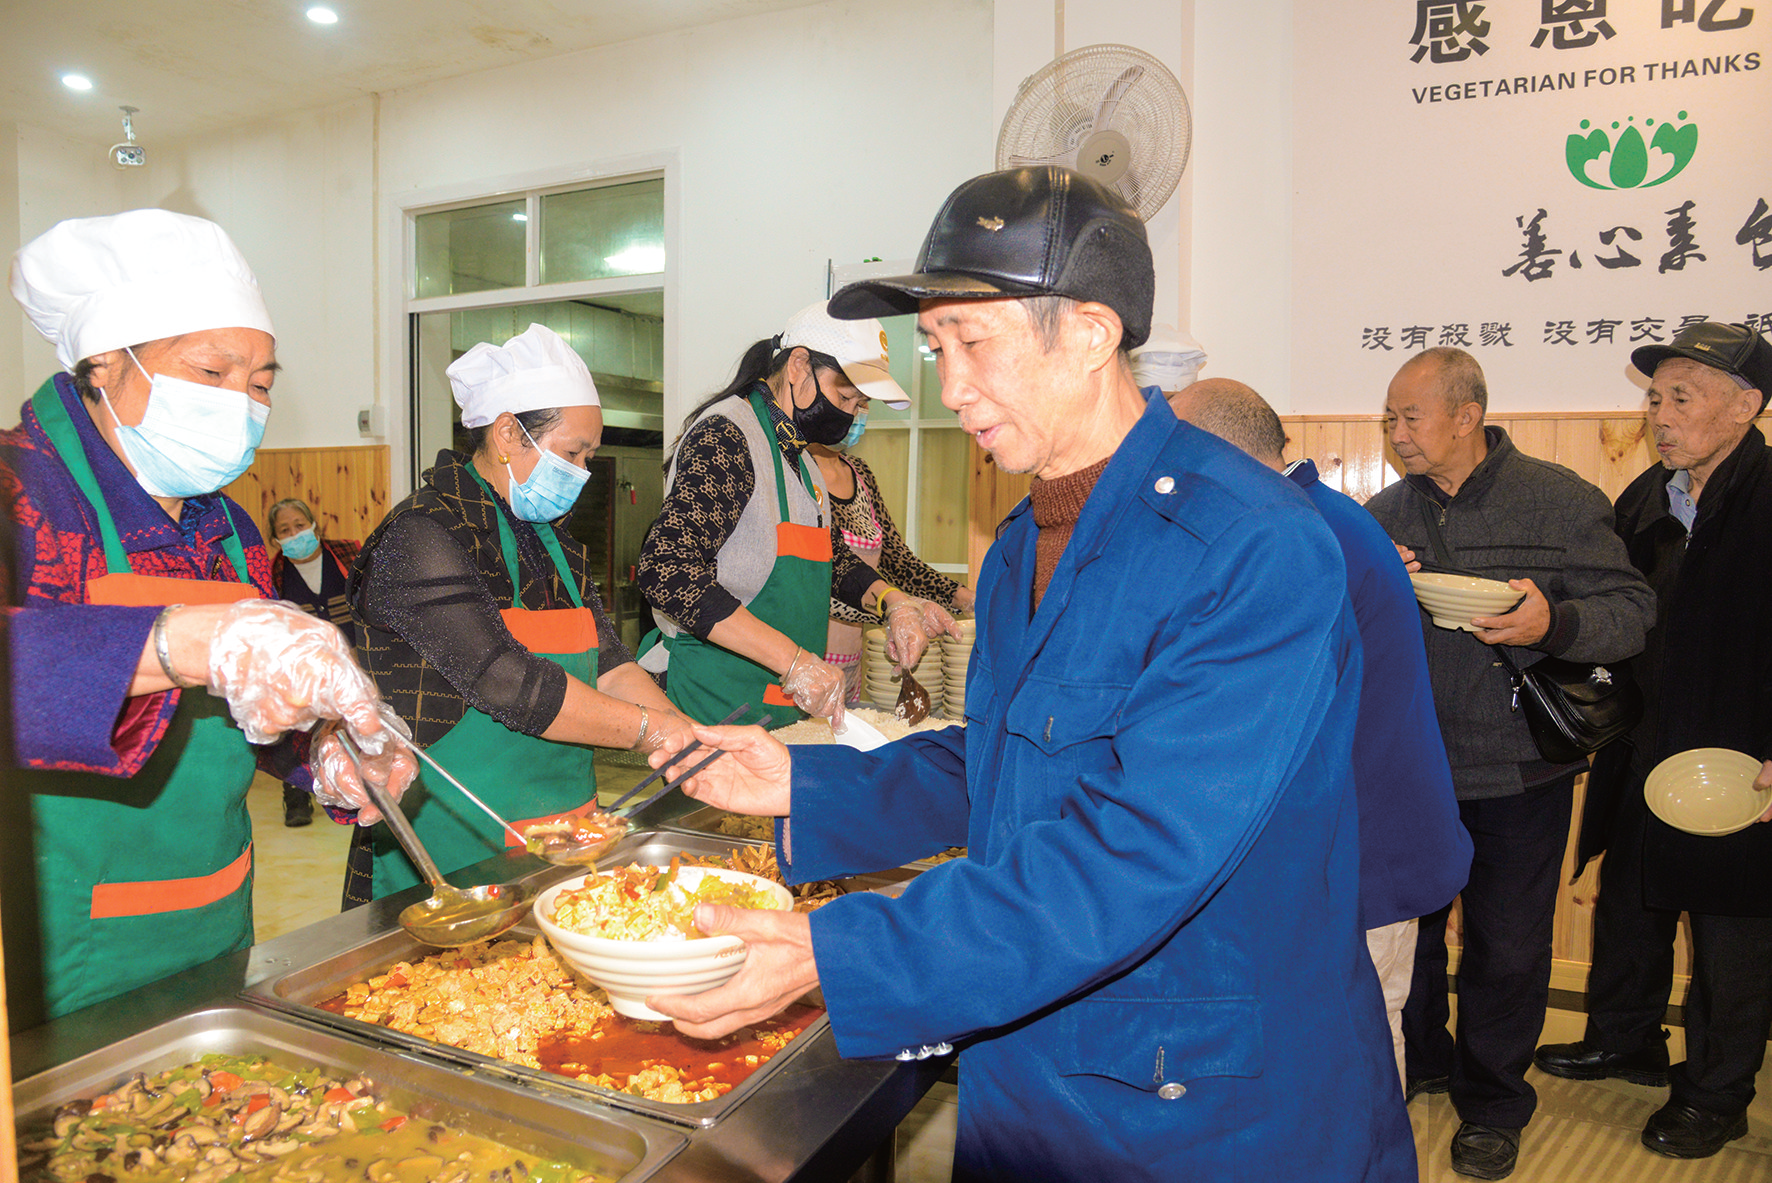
xmin=1 ymin=374 xmax=308 ymax=785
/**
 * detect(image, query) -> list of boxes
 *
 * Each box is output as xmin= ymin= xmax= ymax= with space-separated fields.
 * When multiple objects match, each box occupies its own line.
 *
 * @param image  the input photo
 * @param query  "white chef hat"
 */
xmin=448 ymin=323 xmax=601 ymax=429
xmin=1129 ymin=323 xmax=1208 ymax=392
xmin=10 ymin=208 xmax=275 ymax=370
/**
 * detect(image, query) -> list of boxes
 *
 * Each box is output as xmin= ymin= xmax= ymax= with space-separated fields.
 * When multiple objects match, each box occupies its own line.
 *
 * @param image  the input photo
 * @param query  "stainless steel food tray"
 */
xmin=664 ymin=807 xmax=952 ymax=885
xmin=13 ymin=1004 xmax=684 ymax=1182
xmin=241 ymin=830 xmax=829 ymax=1128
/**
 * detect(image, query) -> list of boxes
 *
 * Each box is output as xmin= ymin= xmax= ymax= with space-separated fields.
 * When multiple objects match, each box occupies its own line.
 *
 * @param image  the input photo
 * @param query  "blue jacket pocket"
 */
xmin=1051 ymin=996 xmax=1264 ymax=1092
xmin=1004 ymin=677 xmax=1126 ymax=755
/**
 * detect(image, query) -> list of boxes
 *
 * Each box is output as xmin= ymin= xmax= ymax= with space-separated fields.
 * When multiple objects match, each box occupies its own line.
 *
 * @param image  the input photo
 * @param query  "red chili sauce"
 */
xmin=538 ymin=1004 xmax=824 ymax=1092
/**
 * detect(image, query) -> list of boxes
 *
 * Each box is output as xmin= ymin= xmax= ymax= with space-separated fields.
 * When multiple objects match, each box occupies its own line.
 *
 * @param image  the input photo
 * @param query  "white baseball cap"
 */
xmin=11 ymin=208 xmax=275 ymax=369
xmin=448 ymin=323 xmax=600 ymax=428
xmin=1129 ymin=323 xmax=1208 ymax=392
xmin=779 ymin=301 xmax=910 ymax=408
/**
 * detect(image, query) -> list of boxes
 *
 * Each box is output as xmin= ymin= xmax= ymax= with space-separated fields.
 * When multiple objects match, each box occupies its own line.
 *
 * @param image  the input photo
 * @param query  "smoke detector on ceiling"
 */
xmin=110 ymin=107 xmax=145 ymax=169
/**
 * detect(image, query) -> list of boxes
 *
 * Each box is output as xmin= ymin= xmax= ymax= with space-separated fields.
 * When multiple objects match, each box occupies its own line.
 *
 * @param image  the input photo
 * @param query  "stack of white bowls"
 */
xmin=940 ymin=618 xmax=976 ymax=716
xmin=861 ymin=627 xmax=943 ymax=713
xmin=1408 ymin=572 xmax=1524 ymax=631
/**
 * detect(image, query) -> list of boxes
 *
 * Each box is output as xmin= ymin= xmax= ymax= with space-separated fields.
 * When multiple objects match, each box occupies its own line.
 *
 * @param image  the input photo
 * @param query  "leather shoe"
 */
xmin=1450 ymin=1122 xmax=1521 ymax=1180
xmin=284 ymin=805 xmax=313 ymax=828
xmin=1533 ymin=1038 xmax=1668 ymax=1086
xmin=1406 ymin=1074 xmax=1450 ymax=1101
xmin=1641 ymin=1100 xmax=1748 ymax=1159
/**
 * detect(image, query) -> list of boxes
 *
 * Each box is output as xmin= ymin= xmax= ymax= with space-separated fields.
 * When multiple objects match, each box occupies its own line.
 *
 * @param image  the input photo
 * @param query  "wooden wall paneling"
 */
xmin=968 ymin=447 xmax=1031 ymax=582
xmin=1299 ymin=420 xmax=1347 ymax=493
xmin=225 ymin=445 xmax=391 ymax=547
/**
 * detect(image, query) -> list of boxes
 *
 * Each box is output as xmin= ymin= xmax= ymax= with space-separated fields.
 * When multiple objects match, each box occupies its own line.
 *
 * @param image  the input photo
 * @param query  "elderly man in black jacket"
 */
xmin=1535 ymin=322 xmax=1772 ymax=1161
xmin=1365 ymin=347 xmax=1655 ymax=1180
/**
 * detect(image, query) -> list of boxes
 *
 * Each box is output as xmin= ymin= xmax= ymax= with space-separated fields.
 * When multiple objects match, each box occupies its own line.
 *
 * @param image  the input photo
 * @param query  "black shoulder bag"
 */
xmin=1415 ymin=497 xmax=1641 ymax=764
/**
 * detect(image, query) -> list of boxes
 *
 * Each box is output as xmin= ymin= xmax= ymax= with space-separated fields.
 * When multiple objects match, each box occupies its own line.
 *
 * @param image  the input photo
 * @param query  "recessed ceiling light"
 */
xmin=512 ymin=212 xmax=529 ymax=222
xmin=306 ymin=6 xmax=339 ymax=24
xmin=61 ymin=74 xmax=93 ymax=91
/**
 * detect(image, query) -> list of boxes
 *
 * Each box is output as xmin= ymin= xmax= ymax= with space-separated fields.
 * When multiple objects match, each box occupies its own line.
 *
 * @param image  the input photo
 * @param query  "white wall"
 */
xmin=11 ymin=124 xmax=125 ymax=393
xmin=376 ymin=0 xmax=994 ymax=486
xmin=0 ymin=123 xmax=21 ymax=398
xmin=1190 ymin=0 xmax=1292 ymax=408
xmin=3 ymin=0 xmax=1298 ymax=455
xmin=113 ymin=99 xmax=378 ymax=451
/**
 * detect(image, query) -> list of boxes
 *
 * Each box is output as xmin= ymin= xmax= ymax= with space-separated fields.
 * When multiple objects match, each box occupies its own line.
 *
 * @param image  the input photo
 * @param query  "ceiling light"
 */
xmin=512 ymin=212 xmax=529 ymax=222
xmin=604 ymin=245 xmax=666 ymax=273
xmin=61 ymin=74 xmax=93 ymax=91
xmin=306 ymin=6 xmax=339 ymax=24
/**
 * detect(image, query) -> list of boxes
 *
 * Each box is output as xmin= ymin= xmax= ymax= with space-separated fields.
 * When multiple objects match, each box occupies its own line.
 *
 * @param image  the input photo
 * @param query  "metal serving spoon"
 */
xmin=343 ymin=730 xmax=534 ymax=947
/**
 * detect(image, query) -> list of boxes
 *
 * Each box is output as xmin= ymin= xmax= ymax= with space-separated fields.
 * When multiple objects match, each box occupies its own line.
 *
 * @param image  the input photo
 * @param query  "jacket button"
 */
xmin=1154 ymin=476 xmax=1175 ymax=494
xmin=1157 ymin=1082 xmax=1187 ymax=1100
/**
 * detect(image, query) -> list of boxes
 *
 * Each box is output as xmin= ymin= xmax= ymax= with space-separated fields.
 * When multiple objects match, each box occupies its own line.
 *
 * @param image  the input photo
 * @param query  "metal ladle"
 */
xmin=344 ymin=732 xmax=534 ymax=947
xmin=369 ymin=706 xmax=628 ymax=869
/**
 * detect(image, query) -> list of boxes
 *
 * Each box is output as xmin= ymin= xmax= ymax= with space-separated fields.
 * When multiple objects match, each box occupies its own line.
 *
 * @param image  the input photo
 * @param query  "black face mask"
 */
xmin=792 ymin=370 xmax=856 ymax=446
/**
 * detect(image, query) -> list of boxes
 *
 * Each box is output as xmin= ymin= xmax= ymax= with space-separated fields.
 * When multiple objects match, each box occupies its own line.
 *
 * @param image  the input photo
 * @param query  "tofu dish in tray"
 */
xmin=244 ymin=833 xmax=843 ymax=1126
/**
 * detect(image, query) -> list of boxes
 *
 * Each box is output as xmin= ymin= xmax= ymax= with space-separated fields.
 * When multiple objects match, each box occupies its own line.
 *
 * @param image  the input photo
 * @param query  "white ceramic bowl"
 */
xmin=534 ymin=866 xmax=793 ymax=1020
xmin=1410 ymin=572 xmax=1523 ymax=631
xmin=1644 ymin=748 xmax=1771 ymax=836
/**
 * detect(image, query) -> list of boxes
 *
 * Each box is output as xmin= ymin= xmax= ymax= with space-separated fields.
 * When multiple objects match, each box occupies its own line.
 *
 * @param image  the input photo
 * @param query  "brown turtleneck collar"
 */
xmin=1029 ymin=456 xmax=1111 ymax=606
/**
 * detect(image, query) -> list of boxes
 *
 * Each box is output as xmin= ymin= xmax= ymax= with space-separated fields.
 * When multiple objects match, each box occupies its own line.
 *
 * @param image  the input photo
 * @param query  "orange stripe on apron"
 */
xmin=776 ymin=521 xmax=833 ymax=563
xmin=501 ymin=604 xmax=598 ymax=653
xmin=86 ymin=571 xmax=263 ymax=606
xmin=90 ymin=844 xmax=254 ymax=918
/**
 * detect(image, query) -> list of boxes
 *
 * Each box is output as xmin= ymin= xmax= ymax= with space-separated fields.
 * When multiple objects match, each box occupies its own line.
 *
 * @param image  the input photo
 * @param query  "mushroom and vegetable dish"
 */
xmin=18 ymin=1052 xmax=607 ymax=1183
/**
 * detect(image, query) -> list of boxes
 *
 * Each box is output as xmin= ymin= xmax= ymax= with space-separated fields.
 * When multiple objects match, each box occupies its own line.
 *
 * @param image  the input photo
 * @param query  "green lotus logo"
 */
xmin=1567 ymin=112 xmax=1698 ymax=190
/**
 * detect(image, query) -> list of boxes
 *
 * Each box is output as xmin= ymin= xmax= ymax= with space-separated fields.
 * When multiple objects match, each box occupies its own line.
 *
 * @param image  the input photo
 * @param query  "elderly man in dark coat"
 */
xmin=1535 ymin=322 xmax=1772 ymax=1161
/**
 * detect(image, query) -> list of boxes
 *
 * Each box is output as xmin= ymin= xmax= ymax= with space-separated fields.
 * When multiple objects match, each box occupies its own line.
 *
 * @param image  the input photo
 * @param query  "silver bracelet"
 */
xmin=636 ymin=708 xmax=650 ymax=747
xmin=152 ymin=604 xmax=202 ymax=689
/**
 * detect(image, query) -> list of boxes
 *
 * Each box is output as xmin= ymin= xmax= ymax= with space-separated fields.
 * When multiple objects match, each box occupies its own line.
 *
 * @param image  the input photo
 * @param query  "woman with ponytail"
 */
xmin=636 ymin=301 xmax=957 ymax=728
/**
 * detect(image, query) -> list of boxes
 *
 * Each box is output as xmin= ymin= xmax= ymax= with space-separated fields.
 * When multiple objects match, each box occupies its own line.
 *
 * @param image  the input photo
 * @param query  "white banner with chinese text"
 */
xmin=1292 ymin=0 xmax=1769 ymax=413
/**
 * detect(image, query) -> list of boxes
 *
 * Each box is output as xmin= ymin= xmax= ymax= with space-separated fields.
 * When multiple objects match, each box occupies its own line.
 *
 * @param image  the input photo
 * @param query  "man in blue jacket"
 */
xmin=1173 ymin=377 xmax=1473 ymax=1089
xmin=646 ymin=167 xmax=1416 ymax=1181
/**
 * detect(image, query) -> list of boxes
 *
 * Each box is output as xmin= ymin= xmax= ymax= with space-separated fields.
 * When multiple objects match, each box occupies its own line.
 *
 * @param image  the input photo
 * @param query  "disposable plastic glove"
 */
xmin=206 ymin=600 xmax=386 ymax=747
xmin=779 ymin=646 xmax=847 ymax=727
xmin=310 ymin=716 xmax=418 ymax=825
xmin=884 ymin=596 xmax=959 ymax=672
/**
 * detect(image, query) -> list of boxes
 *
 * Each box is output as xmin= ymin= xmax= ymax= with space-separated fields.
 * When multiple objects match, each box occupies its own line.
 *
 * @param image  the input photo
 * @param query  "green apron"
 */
xmin=660 ymin=390 xmax=833 ymax=729
xmin=368 ymin=475 xmax=600 ymax=899
xmin=15 ymin=379 xmax=260 ymax=1021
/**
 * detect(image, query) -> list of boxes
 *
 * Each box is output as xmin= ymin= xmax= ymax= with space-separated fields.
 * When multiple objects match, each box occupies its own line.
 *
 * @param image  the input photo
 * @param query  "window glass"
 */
xmin=540 ymin=179 xmax=665 ymax=285
xmin=414 ymin=200 xmax=526 ymax=298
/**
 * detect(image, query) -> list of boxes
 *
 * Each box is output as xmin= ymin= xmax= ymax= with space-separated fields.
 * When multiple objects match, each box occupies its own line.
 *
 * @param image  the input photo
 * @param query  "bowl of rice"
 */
xmin=534 ymin=861 xmax=793 ymax=1019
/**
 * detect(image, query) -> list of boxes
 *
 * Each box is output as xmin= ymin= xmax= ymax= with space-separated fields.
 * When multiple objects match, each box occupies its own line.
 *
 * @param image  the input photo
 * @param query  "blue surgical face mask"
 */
xmin=840 ymin=409 xmax=869 ymax=448
xmin=278 ymin=526 xmax=319 ymax=561
xmin=102 ymin=347 xmax=269 ymax=498
xmin=505 ymin=422 xmax=591 ymax=522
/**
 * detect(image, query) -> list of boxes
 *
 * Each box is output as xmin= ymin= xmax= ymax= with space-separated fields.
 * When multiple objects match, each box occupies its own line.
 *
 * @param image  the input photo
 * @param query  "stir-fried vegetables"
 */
xmin=16 ymin=1052 xmax=607 ymax=1183
xmin=547 ymin=859 xmax=782 ymax=941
